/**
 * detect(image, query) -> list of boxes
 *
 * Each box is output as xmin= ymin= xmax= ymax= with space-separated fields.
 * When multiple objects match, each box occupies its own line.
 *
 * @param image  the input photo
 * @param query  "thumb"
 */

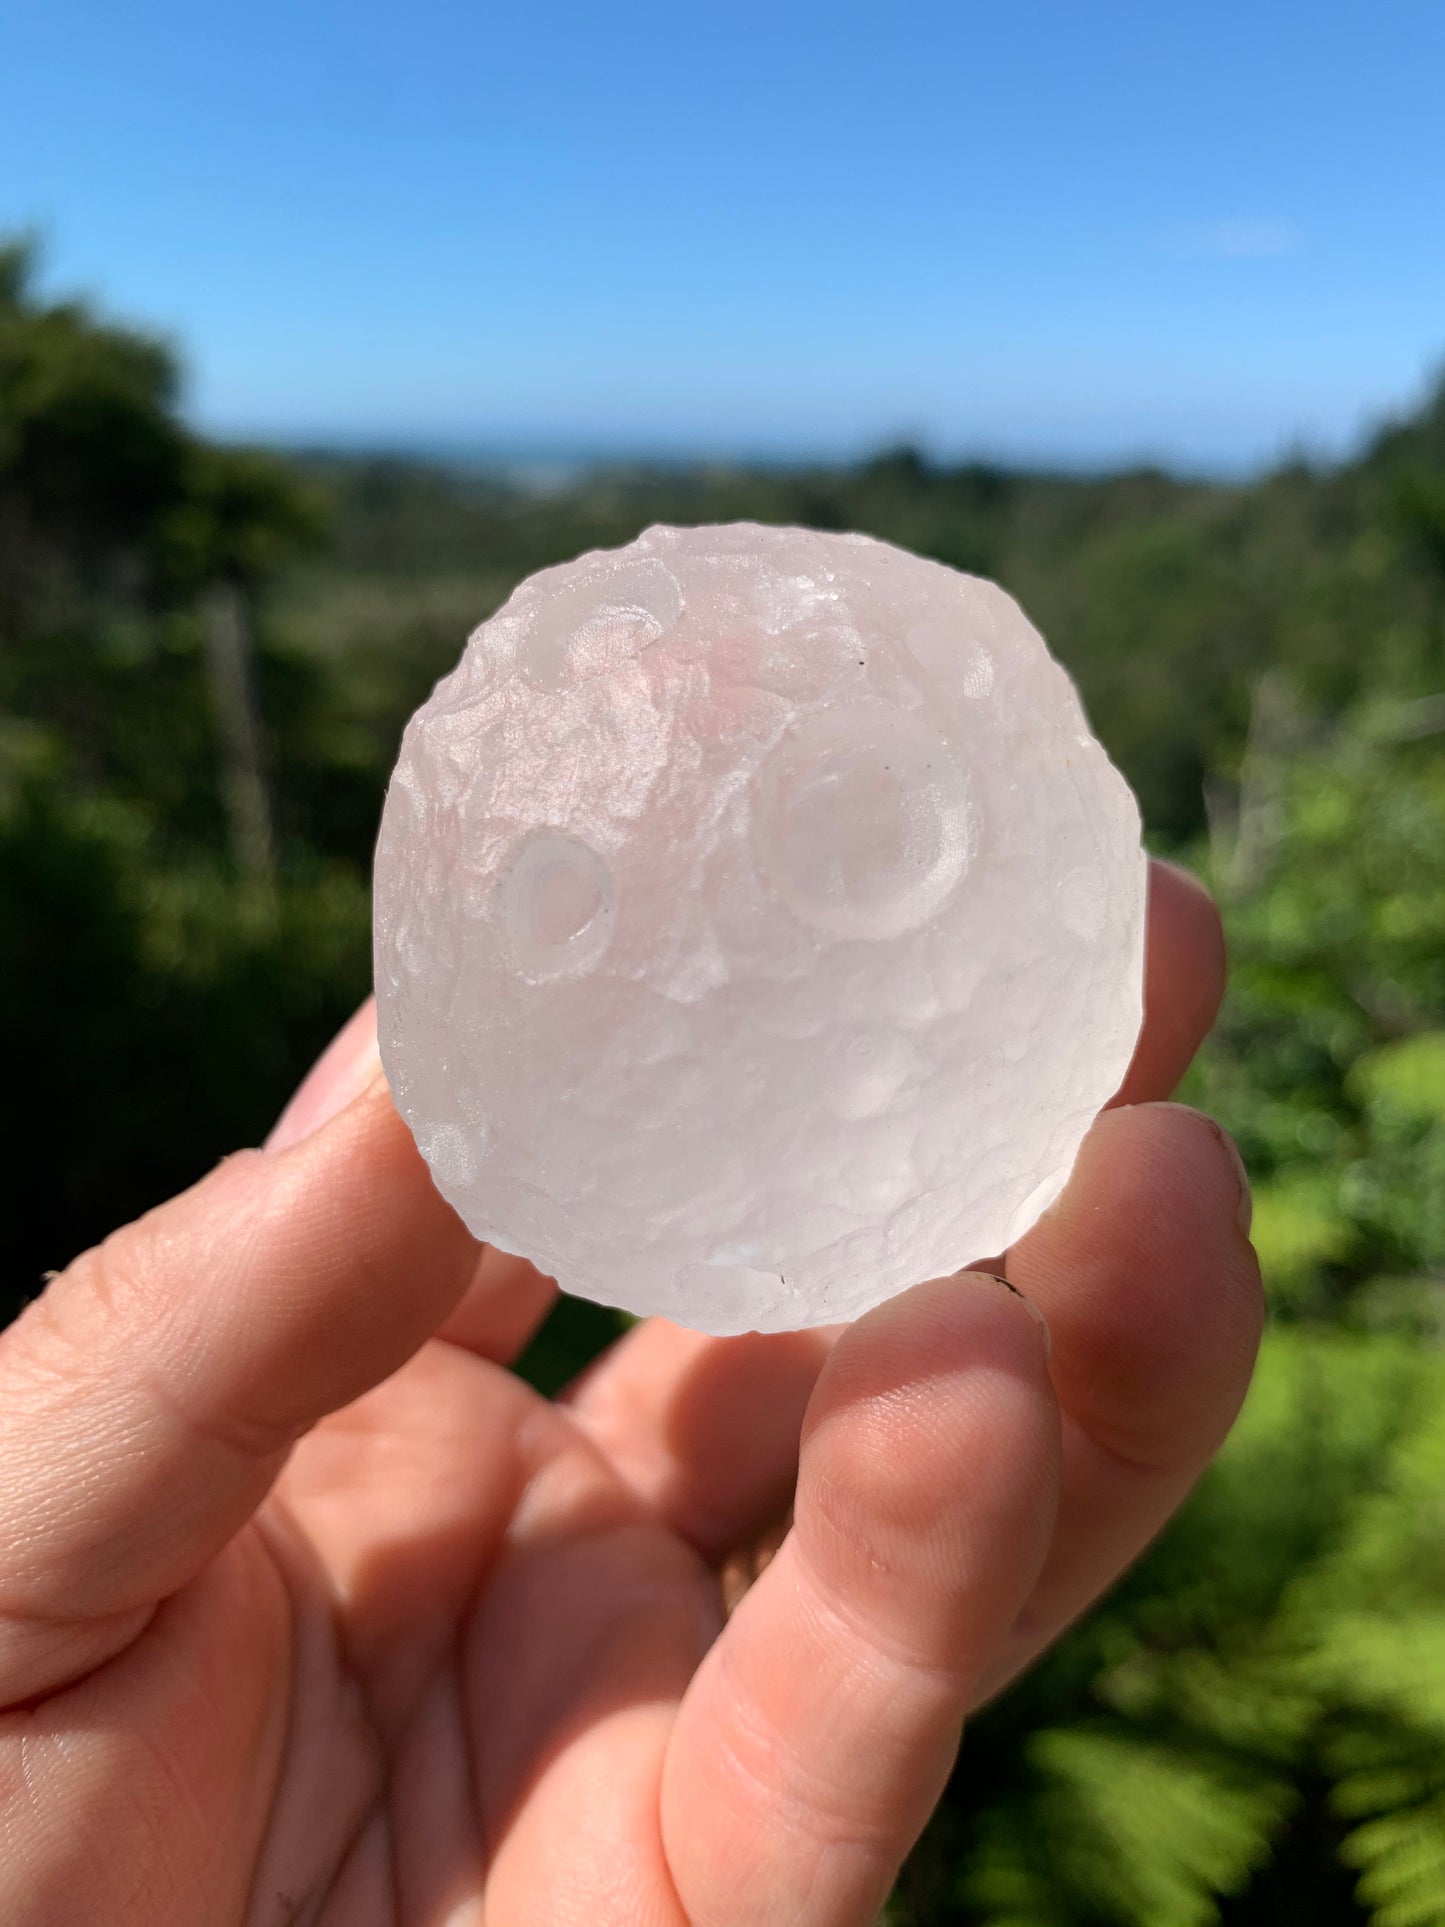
xmin=0 ymin=1050 xmax=479 ymax=1706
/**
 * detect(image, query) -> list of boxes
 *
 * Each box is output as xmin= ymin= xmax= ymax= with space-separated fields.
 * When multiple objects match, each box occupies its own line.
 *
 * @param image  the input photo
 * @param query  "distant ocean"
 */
xmin=210 ymin=417 xmax=1342 ymax=487
xmin=251 ymin=434 xmax=897 ymax=490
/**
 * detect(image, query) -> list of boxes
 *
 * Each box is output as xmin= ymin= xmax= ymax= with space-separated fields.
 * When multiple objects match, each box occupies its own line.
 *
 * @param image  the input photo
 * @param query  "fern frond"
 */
xmin=961 ymin=1725 xmax=1293 ymax=1927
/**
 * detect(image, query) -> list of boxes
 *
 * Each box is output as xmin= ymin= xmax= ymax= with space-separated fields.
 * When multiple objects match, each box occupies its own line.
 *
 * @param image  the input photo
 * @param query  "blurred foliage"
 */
xmin=895 ymin=1330 xmax=1445 ymax=1927
xmin=2 ymin=240 xmax=1444 ymax=1921
xmin=1193 ymin=707 xmax=1445 ymax=1333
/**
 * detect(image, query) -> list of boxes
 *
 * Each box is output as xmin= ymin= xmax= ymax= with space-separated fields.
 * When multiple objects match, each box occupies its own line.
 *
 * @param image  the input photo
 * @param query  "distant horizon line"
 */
xmin=193 ymin=358 xmax=1443 ymax=489
xmin=201 ymin=423 xmax=1369 ymax=491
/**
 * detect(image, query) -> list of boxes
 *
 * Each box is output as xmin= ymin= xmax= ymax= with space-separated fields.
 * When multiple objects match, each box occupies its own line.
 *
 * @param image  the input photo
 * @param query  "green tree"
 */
xmin=0 ymin=237 xmax=186 ymax=641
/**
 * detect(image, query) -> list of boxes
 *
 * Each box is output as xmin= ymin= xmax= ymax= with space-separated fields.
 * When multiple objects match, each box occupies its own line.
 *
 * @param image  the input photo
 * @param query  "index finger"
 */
xmin=0 ymin=1080 xmax=480 ymax=1706
xmin=1109 ymin=858 xmax=1225 ymax=1108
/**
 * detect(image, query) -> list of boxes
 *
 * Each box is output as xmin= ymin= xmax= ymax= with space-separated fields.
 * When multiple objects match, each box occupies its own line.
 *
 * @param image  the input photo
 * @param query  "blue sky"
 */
xmin=4 ymin=0 xmax=1444 ymax=470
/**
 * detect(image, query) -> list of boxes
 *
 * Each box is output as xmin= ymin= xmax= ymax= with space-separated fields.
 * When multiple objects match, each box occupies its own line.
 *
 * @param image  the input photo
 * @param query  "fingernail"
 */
xmin=969 ymin=1270 xmax=1052 ymax=1361
xmin=1211 ymin=1121 xmax=1253 ymax=1236
xmin=265 ymin=1000 xmax=383 ymax=1152
xmin=1133 ymin=1102 xmax=1254 ymax=1239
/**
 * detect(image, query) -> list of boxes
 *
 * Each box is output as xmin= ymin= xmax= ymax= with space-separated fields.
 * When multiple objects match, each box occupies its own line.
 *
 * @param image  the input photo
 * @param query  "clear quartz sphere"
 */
xmin=374 ymin=524 xmax=1146 ymax=1335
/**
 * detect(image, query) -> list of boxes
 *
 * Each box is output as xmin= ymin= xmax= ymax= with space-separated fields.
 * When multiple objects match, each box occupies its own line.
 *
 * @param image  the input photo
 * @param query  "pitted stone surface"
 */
xmin=374 ymin=524 xmax=1146 ymax=1335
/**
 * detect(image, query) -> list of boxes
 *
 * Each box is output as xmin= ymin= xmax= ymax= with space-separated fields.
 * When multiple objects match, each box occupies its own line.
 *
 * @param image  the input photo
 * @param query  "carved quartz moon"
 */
xmin=374 ymin=524 xmax=1146 ymax=1335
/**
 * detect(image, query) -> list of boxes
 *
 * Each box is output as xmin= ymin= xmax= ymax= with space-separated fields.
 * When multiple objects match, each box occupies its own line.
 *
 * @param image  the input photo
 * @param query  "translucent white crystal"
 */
xmin=374 ymin=524 xmax=1146 ymax=1336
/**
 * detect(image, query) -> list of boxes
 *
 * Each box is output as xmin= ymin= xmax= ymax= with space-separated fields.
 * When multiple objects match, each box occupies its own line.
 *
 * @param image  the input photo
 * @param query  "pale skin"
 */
xmin=0 ymin=861 xmax=1262 ymax=1927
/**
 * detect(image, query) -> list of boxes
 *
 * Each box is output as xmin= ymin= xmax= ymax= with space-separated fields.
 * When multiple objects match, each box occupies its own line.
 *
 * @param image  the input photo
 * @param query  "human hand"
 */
xmin=0 ymin=860 xmax=1261 ymax=1926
